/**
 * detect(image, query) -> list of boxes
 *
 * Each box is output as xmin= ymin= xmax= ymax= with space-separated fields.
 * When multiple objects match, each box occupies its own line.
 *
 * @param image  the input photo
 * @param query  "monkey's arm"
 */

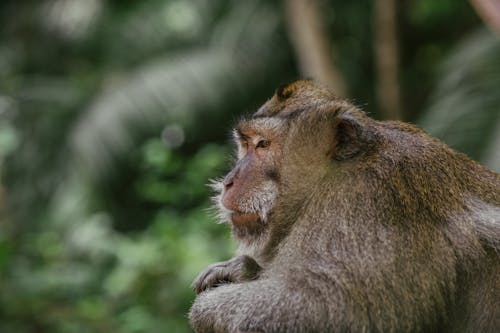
xmin=192 ymin=255 xmax=262 ymax=294
xmin=189 ymin=278 xmax=330 ymax=333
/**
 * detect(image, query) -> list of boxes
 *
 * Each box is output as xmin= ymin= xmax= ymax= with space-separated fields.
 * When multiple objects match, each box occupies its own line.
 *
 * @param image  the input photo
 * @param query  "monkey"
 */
xmin=189 ymin=80 xmax=500 ymax=333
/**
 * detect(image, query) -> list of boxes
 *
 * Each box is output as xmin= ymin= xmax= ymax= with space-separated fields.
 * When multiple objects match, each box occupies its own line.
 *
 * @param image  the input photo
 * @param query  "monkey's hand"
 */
xmin=192 ymin=255 xmax=262 ymax=294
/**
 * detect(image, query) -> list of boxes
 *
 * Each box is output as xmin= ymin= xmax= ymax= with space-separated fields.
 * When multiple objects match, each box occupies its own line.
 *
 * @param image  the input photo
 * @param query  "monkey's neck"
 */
xmin=233 ymin=196 xmax=312 ymax=264
xmin=234 ymin=229 xmax=275 ymax=265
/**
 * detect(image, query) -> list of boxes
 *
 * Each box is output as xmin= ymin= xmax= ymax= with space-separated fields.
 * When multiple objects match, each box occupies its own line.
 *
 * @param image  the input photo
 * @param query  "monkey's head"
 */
xmin=214 ymin=80 xmax=377 ymax=239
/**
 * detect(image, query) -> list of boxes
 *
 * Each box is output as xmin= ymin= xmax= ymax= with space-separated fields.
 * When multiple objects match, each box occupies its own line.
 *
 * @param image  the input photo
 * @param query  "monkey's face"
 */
xmin=214 ymin=117 xmax=286 ymax=231
xmin=214 ymin=80 xmax=369 ymax=235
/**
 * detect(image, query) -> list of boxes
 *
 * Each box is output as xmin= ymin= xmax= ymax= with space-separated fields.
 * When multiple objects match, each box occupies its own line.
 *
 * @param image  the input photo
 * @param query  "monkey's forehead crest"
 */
xmin=276 ymin=80 xmax=335 ymax=100
xmin=253 ymin=80 xmax=338 ymax=118
xmin=276 ymin=81 xmax=303 ymax=100
xmin=251 ymin=82 xmax=299 ymax=118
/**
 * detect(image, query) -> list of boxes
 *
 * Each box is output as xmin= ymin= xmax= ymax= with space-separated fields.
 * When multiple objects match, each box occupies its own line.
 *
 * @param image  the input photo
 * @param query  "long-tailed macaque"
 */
xmin=189 ymin=80 xmax=500 ymax=333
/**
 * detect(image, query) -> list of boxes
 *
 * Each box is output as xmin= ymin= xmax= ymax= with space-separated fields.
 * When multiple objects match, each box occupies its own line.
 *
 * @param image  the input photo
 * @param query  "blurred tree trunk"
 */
xmin=374 ymin=0 xmax=402 ymax=120
xmin=284 ymin=0 xmax=347 ymax=97
xmin=470 ymin=0 xmax=500 ymax=33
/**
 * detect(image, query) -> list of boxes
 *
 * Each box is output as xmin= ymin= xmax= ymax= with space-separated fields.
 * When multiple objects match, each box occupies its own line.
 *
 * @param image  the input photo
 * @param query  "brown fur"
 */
xmin=190 ymin=80 xmax=500 ymax=333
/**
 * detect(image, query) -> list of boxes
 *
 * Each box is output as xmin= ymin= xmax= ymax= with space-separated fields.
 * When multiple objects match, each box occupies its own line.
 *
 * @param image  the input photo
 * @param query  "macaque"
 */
xmin=190 ymin=80 xmax=500 ymax=333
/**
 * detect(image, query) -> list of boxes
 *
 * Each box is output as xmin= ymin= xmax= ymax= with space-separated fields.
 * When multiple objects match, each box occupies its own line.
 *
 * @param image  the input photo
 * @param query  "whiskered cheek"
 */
xmin=253 ymin=181 xmax=279 ymax=221
xmin=214 ymin=180 xmax=278 ymax=223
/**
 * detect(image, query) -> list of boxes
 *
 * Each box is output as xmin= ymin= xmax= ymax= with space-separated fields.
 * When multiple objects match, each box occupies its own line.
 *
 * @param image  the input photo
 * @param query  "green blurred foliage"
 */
xmin=1 ymin=138 xmax=233 ymax=333
xmin=0 ymin=0 xmax=497 ymax=332
xmin=419 ymin=29 xmax=500 ymax=167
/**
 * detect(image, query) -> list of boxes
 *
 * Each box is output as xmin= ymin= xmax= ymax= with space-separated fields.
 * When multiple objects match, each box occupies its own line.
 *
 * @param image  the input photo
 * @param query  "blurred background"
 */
xmin=0 ymin=0 xmax=499 ymax=332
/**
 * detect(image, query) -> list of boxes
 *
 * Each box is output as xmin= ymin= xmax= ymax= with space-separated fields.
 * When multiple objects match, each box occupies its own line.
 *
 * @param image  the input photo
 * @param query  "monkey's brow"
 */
xmin=251 ymin=114 xmax=273 ymax=119
xmin=252 ymin=109 xmax=304 ymax=120
xmin=234 ymin=128 xmax=250 ymax=141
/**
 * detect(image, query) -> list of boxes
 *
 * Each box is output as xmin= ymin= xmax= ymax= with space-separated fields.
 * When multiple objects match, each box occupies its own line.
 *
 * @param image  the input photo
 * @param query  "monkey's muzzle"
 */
xmin=230 ymin=212 xmax=261 ymax=225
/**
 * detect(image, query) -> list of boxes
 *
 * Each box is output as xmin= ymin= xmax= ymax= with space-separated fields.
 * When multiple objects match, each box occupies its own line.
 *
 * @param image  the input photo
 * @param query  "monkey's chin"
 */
xmin=230 ymin=212 xmax=261 ymax=225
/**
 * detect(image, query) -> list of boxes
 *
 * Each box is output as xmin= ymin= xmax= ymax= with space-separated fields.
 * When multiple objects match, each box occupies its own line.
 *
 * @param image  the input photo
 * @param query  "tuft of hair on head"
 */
xmin=275 ymin=79 xmax=312 ymax=100
xmin=275 ymin=83 xmax=294 ymax=100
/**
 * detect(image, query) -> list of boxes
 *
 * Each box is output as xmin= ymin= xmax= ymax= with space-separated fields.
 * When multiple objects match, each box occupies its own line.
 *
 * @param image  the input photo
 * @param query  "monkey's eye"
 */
xmin=256 ymin=140 xmax=271 ymax=149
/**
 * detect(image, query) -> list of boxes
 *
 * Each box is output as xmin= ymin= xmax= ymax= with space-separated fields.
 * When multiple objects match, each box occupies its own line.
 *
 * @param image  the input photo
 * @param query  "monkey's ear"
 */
xmin=332 ymin=114 xmax=372 ymax=160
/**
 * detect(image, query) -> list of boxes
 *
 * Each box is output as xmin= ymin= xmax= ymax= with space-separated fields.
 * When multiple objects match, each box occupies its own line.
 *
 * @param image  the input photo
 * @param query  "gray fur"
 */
xmin=190 ymin=81 xmax=500 ymax=333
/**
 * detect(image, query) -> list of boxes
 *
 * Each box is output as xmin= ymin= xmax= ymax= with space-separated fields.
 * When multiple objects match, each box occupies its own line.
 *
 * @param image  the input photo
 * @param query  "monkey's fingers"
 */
xmin=192 ymin=265 xmax=233 ymax=294
xmin=192 ymin=269 xmax=213 ymax=294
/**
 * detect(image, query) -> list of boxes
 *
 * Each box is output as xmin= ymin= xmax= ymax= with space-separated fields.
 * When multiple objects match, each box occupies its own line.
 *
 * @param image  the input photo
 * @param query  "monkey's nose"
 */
xmin=223 ymin=177 xmax=233 ymax=190
xmin=223 ymin=167 xmax=239 ymax=190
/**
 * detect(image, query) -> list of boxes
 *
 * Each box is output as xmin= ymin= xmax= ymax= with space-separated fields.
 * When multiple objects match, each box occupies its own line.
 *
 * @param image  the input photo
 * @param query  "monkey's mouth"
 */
xmin=230 ymin=212 xmax=261 ymax=225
